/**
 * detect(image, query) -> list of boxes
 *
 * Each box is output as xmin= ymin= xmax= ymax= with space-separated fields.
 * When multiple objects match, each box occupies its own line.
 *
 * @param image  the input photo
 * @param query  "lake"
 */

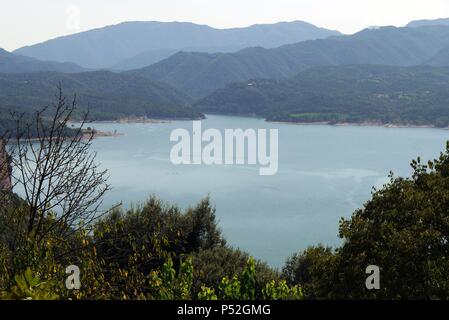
xmin=87 ymin=115 xmax=449 ymax=268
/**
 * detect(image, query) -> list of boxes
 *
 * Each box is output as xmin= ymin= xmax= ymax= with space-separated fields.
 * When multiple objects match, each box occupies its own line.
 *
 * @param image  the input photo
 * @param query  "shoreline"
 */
xmin=94 ymin=118 xmax=166 ymax=124
xmin=202 ymin=114 xmax=448 ymax=129
xmin=76 ymin=115 xmax=449 ymax=130
xmin=12 ymin=130 xmax=125 ymax=143
xmin=268 ymin=120 xmax=449 ymax=130
xmin=84 ymin=115 xmax=205 ymax=124
xmin=85 ymin=130 xmax=124 ymax=138
xmin=76 ymin=119 xmax=165 ymax=125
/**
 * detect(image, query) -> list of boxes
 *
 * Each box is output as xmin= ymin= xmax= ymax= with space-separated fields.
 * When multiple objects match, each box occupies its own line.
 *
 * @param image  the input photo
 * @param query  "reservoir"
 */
xmin=87 ymin=114 xmax=449 ymax=268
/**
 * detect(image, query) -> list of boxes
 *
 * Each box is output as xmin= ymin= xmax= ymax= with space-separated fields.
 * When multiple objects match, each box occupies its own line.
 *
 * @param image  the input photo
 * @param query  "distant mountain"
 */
xmin=0 ymin=71 xmax=200 ymax=122
xmin=0 ymin=48 xmax=84 ymax=73
xmin=14 ymin=21 xmax=341 ymax=69
xmin=113 ymin=49 xmax=179 ymax=70
xmin=129 ymin=25 xmax=449 ymax=98
xmin=406 ymin=18 xmax=449 ymax=28
xmin=195 ymin=65 xmax=449 ymax=127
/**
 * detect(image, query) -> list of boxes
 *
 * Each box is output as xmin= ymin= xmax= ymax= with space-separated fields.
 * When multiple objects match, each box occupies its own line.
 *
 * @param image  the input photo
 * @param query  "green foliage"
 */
xmin=0 ymin=195 xmax=300 ymax=300
xmin=333 ymin=142 xmax=449 ymax=299
xmin=197 ymin=258 xmax=303 ymax=300
xmin=283 ymin=245 xmax=337 ymax=299
xmin=0 ymin=268 xmax=59 ymax=300
xmin=145 ymin=258 xmax=194 ymax=300
xmin=197 ymin=286 xmax=218 ymax=300
xmin=190 ymin=246 xmax=278 ymax=298
xmin=240 ymin=257 xmax=256 ymax=300
xmin=284 ymin=142 xmax=449 ymax=299
xmin=218 ymin=276 xmax=241 ymax=299
xmin=262 ymin=280 xmax=303 ymax=300
xmin=94 ymin=196 xmax=224 ymax=276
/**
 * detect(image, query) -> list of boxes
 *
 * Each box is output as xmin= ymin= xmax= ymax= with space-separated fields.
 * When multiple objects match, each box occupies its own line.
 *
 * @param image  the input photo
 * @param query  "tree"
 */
xmin=285 ymin=142 xmax=449 ymax=299
xmin=283 ymin=245 xmax=336 ymax=299
xmin=5 ymin=86 xmax=111 ymax=246
xmin=191 ymin=246 xmax=278 ymax=298
xmin=94 ymin=196 xmax=225 ymax=276
xmin=334 ymin=145 xmax=449 ymax=299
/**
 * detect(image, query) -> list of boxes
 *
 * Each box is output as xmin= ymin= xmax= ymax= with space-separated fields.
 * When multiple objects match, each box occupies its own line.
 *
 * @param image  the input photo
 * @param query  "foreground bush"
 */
xmin=191 ymin=246 xmax=279 ymax=298
xmin=0 ymin=196 xmax=302 ymax=300
xmin=284 ymin=142 xmax=449 ymax=299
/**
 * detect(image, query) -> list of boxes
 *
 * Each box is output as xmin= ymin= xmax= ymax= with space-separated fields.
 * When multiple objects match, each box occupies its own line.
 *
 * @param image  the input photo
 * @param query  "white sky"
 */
xmin=1 ymin=0 xmax=449 ymax=51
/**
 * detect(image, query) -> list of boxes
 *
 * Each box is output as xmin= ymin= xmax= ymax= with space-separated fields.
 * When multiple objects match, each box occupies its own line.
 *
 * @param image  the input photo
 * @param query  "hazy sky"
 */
xmin=1 ymin=0 xmax=449 ymax=51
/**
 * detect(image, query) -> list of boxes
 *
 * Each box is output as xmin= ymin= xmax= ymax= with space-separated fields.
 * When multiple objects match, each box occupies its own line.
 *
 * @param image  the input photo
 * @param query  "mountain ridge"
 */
xmin=14 ymin=20 xmax=341 ymax=69
xmin=128 ymin=25 xmax=449 ymax=98
xmin=407 ymin=17 xmax=449 ymax=27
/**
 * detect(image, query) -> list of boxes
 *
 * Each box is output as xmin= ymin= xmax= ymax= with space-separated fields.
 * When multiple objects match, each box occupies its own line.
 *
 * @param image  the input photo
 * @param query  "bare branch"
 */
xmin=5 ymin=86 xmax=112 ymax=245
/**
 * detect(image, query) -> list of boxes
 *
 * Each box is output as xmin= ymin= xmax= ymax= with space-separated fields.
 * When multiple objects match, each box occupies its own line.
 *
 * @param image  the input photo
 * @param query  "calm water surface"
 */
xmin=87 ymin=115 xmax=449 ymax=268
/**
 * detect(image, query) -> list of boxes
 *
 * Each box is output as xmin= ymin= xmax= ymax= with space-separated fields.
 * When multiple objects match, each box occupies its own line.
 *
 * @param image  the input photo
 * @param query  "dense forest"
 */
xmin=195 ymin=65 xmax=449 ymax=127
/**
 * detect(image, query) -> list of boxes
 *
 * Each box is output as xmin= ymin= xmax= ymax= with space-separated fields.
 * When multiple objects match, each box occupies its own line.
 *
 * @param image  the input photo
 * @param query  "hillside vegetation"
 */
xmin=0 ymin=70 xmax=201 ymax=124
xmin=195 ymin=65 xmax=449 ymax=127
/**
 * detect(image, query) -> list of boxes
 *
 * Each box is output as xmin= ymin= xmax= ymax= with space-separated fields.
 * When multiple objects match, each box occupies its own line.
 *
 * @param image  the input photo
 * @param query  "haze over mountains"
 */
xmin=128 ymin=24 xmax=449 ymax=97
xmin=14 ymin=21 xmax=341 ymax=69
xmin=3 ymin=17 xmax=449 ymax=127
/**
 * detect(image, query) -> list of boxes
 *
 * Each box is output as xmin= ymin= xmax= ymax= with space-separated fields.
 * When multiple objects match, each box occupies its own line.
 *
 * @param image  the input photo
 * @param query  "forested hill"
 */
xmin=129 ymin=25 xmax=449 ymax=98
xmin=195 ymin=65 xmax=449 ymax=127
xmin=0 ymin=70 xmax=201 ymax=124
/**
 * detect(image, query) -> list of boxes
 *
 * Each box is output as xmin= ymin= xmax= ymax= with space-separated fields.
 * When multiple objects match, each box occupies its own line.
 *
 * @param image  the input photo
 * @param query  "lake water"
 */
xmin=87 ymin=115 xmax=449 ymax=268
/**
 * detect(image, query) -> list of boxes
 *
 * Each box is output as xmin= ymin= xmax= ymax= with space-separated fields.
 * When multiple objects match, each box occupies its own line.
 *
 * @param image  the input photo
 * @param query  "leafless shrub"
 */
xmin=1 ymin=86 xmax=113 ymax=244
